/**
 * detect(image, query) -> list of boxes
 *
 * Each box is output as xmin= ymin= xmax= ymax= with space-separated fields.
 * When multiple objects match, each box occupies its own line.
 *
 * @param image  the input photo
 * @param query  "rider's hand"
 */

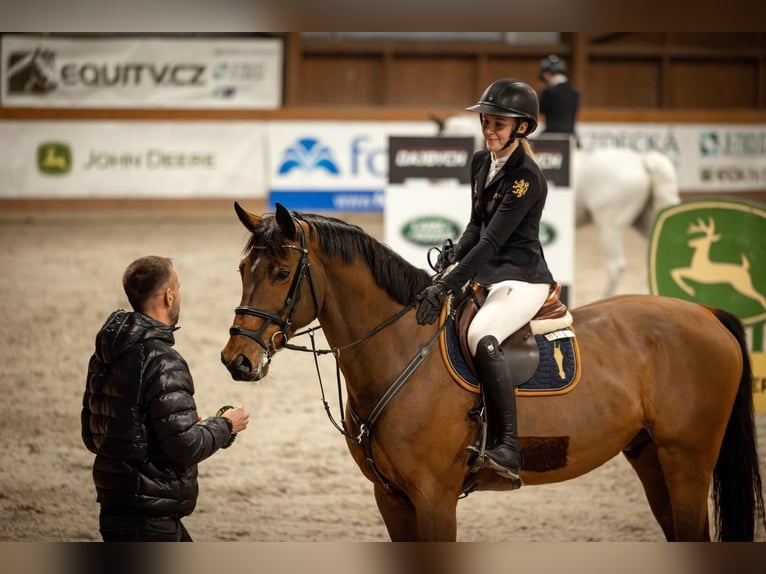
xmin=416 ymin=282 xmax=449 ymax=325
xmin=435 ymin=240 xmax=456 ymax=272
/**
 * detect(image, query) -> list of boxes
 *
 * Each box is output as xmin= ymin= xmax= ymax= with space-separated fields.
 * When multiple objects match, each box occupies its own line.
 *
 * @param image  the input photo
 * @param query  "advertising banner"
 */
xmin=388 ymin=136 xmax=474 ymax=185
xmin=267 ymin=121 xmax=434 ymax=212
xmin=578 ymin=123 xmax=766 ymax=192
xmin=648 ymin=198 xmax=766 ymax=411
xmin=0 ymin=121 xmax=267 ymax=198
xmin=384 ymin=136 xmax=473 ymax=270
xmin=1 ymin=35 xmax=283 ymax=109
xmin=534 ymin=135 xmax=576 ymax=304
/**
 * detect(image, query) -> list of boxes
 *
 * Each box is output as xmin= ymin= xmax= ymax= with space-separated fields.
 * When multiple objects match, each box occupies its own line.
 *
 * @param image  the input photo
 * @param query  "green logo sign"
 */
xmin=649 ymin=199 xmax=766 ymax=325
xmin=37 ymin=142 xmax=72 ymax=175
xmin=401 ymin=216 xmax=461 ymax=247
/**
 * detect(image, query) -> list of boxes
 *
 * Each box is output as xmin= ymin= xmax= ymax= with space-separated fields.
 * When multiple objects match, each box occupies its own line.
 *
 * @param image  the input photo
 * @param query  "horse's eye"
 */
xmin=274 ymin=268 xmax=291 ymax=282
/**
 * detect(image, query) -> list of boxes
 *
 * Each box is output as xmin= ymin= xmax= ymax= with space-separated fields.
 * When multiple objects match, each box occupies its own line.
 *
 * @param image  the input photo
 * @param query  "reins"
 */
xmin=287 ymin=310 xmax=446 ymax=495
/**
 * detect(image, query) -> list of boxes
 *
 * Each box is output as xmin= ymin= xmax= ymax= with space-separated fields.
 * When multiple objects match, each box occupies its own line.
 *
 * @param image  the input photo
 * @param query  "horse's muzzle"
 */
xmin=221 ymin=352 xmax=267 ymax=381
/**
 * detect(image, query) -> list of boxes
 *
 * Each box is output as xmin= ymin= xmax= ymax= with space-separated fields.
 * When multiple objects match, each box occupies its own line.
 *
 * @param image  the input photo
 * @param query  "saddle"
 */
xmin=454 ymin=282 xmax=572 ymax=386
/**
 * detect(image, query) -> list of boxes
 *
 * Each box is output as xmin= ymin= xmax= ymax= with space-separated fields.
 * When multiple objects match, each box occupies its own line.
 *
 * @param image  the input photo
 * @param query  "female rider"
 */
xmin=416 ymin=78 xmax=555 ymax=481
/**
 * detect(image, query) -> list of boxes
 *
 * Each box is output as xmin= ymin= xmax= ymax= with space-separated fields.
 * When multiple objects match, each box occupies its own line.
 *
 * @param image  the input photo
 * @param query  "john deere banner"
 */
xmin=0 ymin=121 xmax=267 ymax=198
xmin=649 ymin=198 xmax=766 ymax=411
xmin=1 ymin=35 xmax=283 ymax=109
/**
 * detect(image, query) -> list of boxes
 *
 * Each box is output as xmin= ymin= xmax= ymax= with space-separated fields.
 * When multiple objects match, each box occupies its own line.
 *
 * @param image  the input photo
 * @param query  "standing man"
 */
xmin=538 ymin=54 xmax=580 ymax=144
xmin=82 ymin=255 xmax=250 ymax=541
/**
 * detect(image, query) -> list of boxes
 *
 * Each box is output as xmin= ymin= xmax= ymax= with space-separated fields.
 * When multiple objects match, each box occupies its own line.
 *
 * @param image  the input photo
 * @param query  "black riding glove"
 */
xmin=435 ymin=240 xmax=456 ymax=273
xmin=416 ymin=282 xmax=449 ymax=325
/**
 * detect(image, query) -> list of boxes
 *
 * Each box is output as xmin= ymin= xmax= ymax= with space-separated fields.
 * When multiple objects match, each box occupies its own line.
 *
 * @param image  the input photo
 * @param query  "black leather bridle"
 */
xmin=228 ymin=217 xmax=320 ymax=362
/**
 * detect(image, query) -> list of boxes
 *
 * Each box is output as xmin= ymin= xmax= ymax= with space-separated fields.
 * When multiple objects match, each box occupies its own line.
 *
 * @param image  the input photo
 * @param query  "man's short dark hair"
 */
xmin=122 ymin=256 xmax=174 ymax=312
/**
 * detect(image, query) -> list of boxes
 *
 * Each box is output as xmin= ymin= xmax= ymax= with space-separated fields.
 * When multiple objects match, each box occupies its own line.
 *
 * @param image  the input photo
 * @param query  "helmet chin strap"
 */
xmin=502 ymin=120 xmax=526 ymax=151
xmin=501 ymin=132 xmax=517 ymax=151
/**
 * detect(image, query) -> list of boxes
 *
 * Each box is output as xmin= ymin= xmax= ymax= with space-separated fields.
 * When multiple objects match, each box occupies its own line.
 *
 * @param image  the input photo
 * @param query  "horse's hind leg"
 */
xmin=622 ymin=439 xmax=675 ymax=540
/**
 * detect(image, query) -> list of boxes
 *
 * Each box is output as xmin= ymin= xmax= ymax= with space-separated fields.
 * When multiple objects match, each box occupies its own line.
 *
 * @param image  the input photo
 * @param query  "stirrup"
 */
xmin=484 ymin=454 xmax=521 ymax=481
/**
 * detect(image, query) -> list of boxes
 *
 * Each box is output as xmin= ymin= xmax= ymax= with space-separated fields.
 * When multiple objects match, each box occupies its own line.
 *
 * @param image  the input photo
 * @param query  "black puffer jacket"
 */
xmin=82 ymin=309 xmax=233 ymax=517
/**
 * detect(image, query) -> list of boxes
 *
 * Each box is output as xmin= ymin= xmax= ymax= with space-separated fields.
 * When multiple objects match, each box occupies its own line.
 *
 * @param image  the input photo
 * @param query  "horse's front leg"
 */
xmin=373 ymin=483 xmax=458 ymax=541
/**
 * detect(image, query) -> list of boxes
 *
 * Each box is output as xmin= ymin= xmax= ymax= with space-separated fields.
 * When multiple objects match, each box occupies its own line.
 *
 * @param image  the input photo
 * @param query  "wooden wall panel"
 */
xmin=667 ymin=33 xmax=763 ymax=50
xmin=481 ymin=58 xmax=541 ymax=91
xmin=669 ymin=61 xmax=757 ymax=108
xmin=298 ymin=56 xmax=384 ymax=105
xmin=385 ymin=56 xmax=477 ymax=106
xmin=586 ymin=60 xmax=660 ymax=108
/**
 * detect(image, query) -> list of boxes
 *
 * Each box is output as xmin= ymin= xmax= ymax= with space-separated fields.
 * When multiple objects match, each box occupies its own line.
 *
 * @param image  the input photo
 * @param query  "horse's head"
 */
xmin=221 ymin=202 xmax=320 ymax=381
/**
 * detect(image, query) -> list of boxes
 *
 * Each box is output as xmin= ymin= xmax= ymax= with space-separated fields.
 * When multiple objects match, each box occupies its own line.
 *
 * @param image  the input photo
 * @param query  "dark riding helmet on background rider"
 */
xmin=539 ymin=54 xmax=568 ymax=80
xmin=466 ymin=78 xmax=539 ymax=137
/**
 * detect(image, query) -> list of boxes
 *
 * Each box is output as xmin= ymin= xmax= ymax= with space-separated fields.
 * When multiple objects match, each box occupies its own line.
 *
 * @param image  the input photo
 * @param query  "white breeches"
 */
xmin=467 ymin=280 xmax=551 ymax=356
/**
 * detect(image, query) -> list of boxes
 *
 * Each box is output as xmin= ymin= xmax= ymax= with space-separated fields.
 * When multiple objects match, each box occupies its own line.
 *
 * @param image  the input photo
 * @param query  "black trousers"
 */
xmin=99 ymin=510 xmax=193 ymax=542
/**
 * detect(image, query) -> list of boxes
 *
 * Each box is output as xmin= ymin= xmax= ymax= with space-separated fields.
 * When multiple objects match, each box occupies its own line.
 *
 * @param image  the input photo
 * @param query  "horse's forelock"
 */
xmin=243 ymin=215 xmax=288 ymax=258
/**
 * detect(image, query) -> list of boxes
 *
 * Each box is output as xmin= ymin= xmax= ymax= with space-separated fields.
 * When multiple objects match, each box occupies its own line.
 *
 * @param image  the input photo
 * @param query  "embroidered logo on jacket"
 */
xmin=512 ymin=179 xmax=529 ymax=198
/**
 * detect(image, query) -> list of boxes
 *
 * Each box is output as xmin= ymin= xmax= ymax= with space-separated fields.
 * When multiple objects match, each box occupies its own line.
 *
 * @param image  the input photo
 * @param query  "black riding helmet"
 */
xmin=466 ymin=78 xmax=539 ymax=142
xmin=539 ymin=54 xmax=567 ymax=79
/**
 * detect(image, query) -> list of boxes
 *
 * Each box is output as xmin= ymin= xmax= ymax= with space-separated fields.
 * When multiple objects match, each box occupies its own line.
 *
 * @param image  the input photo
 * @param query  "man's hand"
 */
xmin=416 ymin=282 xmax=449 ymax=325
xmin=222 ymin=405 xmax=250 ymax=434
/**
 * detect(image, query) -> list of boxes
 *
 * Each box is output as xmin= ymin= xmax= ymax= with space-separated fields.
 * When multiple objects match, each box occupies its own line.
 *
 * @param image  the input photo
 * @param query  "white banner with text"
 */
xmin=0 ymin=121 xmax=267 ymax=198
xmin=1 ymin=35 xmax=283 ymax=109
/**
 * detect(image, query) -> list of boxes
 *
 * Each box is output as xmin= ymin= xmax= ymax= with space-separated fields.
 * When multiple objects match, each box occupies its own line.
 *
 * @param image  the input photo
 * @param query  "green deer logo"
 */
xmin=671 ymin=216 xmax=766 ymax=310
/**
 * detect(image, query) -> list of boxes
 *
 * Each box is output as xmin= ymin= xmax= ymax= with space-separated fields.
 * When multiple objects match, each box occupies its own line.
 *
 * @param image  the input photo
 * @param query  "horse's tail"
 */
xmin=633 ymin=151 xmax=680 ymax=235
xmin=710 ymin=307 xmax=766 ymax=541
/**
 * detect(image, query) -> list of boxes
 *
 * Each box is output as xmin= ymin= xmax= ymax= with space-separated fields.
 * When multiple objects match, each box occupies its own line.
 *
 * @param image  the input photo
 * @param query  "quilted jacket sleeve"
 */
xmin=142 ymin=343 xmax=233 ymax=468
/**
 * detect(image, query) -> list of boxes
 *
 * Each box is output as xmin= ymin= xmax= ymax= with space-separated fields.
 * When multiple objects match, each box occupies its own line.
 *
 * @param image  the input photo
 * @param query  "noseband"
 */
xmin=229 ymin=218 xmax=320 ymax=360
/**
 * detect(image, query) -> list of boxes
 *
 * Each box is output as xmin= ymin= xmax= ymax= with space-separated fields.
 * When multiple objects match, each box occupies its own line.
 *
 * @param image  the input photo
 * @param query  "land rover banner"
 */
xmin=1 ymin=35 xmax=282 ymax=109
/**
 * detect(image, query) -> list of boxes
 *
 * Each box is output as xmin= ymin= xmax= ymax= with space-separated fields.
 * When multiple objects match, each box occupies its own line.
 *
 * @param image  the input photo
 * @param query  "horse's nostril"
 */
xmin=226 ymin=354 xmax=252 ymax=378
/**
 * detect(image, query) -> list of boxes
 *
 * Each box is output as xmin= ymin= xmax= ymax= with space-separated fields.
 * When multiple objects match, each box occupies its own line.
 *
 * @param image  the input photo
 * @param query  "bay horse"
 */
xmin=221 ymin=202 xmax=765 ymax=542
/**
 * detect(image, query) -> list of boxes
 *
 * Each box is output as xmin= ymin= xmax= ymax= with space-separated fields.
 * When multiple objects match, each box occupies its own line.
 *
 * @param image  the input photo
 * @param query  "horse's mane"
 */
xmin=246 ymin=212 xmax=431 ymax=306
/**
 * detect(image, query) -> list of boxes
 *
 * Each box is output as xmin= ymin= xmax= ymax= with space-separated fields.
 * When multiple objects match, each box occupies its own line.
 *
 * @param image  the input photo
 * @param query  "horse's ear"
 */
xmin=274 ymin=202 xmax=297 ymax=241
xmin=234 ymin=201 xmax=261 ymax=233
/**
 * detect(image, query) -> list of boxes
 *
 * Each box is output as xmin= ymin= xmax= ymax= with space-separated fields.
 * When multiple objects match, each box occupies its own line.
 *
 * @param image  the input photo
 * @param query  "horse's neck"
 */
xmin=317 ymin=271 xmax=404 ymax=350
xmin=315 ymin=264 xmax=424 ymax=407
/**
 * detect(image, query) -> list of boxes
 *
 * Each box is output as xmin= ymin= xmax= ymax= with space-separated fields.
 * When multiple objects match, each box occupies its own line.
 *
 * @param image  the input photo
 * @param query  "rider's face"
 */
xmin=481 ymin=114 xmax=515 ymax=154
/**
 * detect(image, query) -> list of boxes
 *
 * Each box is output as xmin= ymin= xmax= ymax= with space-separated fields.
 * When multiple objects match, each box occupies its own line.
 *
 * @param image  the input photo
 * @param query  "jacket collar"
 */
xmin=480 ymin=145 xmax=526 ymax=188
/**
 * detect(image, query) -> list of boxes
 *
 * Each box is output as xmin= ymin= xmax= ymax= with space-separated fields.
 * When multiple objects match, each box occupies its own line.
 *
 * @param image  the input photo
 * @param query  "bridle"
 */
xmin=229 ymin=217 xmax=320 ymax=362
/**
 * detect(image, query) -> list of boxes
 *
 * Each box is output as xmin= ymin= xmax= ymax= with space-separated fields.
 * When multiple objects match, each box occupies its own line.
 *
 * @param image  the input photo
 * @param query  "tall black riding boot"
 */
xmin=474 ymin=334 xmax=522 ymax=480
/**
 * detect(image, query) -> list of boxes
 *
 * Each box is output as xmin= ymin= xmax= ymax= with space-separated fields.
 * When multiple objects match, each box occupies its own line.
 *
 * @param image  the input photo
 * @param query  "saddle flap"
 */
xmin=454 ymin=283 xmax=548 ymax=386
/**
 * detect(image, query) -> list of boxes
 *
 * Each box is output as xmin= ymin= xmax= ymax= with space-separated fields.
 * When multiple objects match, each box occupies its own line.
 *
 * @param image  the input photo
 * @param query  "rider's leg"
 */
xmin=467 ymin=280 xmax=550 ymax=479
xmin=474 ymin=334 xmax=521 ymax=479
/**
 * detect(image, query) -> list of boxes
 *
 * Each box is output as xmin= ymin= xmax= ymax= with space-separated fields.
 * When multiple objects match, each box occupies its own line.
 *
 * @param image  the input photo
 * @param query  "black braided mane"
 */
xmin=245 ymin=211 xmax=431 ymax=306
